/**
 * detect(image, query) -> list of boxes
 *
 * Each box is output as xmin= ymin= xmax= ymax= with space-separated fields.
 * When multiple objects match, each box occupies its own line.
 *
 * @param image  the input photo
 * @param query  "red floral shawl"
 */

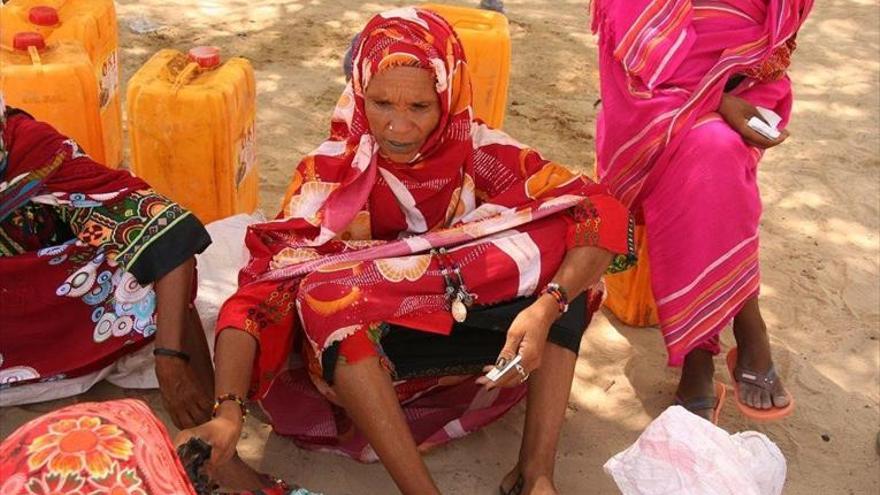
xmin=0 ymin=399 xmax=196 ymax=494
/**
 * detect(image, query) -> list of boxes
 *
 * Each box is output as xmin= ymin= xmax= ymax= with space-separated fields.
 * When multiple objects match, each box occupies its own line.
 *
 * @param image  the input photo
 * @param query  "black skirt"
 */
xmin=323 ymin=293 xmax=590 ymax=383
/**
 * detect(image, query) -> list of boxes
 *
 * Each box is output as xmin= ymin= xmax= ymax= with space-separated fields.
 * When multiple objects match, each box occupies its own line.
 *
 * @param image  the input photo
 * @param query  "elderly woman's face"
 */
xmin=364 ymin=66 xmax=441 ymax=163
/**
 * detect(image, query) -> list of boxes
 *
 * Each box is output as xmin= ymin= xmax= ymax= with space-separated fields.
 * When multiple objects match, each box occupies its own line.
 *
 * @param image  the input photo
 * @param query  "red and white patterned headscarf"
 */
xmin=266 ymin=7 xmax=479 ymax=245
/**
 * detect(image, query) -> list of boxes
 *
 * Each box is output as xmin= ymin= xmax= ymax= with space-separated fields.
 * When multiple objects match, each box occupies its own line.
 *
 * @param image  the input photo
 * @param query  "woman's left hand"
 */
xmin=718 ymin=94 xmax=790 ymax=149
xmin=476 ymin=297 xmax=558 ymax=390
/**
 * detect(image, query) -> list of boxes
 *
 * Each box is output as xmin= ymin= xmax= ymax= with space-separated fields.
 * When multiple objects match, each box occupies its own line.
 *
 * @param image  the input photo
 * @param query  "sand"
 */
xmin=2 ymin=0 xmax=879 ymax=493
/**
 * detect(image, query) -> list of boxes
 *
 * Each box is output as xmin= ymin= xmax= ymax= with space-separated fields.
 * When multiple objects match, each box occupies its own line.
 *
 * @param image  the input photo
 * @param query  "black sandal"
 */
xmin=674 ymin=381 xmax=726 ymax=424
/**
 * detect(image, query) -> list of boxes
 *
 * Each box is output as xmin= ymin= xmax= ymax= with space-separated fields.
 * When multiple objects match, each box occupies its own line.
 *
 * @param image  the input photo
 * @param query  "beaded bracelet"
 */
xmin=212 ymin=393 xmax=248 ymax=420
xmin=539 ymin=282 xmax=569 ymax=314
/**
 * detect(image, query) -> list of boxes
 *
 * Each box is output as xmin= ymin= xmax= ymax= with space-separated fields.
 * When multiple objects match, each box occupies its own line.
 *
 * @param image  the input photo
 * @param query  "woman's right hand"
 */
xmin=718 ymin=94 xmax=790 ymax=149
xmin=155 ymin=356 xmax=213 ymax=429
xmin=174 ymin=405 xmax=242 ymax=468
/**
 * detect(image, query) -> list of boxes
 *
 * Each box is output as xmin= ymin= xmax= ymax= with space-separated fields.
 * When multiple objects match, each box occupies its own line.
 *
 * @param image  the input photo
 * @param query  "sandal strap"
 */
xmin=674 ymin=395 xmax=717 ymax=413
xmin=734 ymin=364 xmax=780 ymax=392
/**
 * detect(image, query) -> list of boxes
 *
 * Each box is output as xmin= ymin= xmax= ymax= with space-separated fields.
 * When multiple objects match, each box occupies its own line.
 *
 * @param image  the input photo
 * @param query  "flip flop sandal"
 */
xmin=230 ymin=475 xmax=302 ymax=495
xmin=499 ymin=474 xmax=524 ymax=495
xmin=726 ymin=347 xmax=795 ymax=421
xmin=674 ymin=380 xmax=727 ymax=425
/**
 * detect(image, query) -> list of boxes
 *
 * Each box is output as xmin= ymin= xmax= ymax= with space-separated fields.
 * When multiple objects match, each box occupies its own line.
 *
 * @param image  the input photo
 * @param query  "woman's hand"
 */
xmin=174 ymin=403 xmax=243 ymax=469
xmin=476 ymin=296 xmax=558 ymax=390
xmin=718 ymin=94 xmax=790 ymax=149
xmin=155 ymin=356 xmax=213 ymax=429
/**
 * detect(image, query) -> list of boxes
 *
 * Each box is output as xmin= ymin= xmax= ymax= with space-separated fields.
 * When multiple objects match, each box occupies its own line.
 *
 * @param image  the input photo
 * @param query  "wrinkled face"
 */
xmin=364 ymin=65 xmax=441 ymax=163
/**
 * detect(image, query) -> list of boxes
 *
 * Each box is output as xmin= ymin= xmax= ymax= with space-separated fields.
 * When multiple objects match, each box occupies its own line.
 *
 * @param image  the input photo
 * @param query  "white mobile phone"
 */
xmin=755 ymin=106 xmax=782 ymax=128
xmin=485 ymin=354 xmax=523 ymax=383
xmin=747 ymin=116 xmax=781 ymax=140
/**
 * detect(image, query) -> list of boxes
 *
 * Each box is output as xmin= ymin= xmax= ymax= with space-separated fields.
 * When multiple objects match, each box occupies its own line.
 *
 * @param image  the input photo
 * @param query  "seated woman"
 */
xmin=179 ymin=8 xmax=632 ymax=495
xmin=592 ymin=0 xmax=812 ymax=421
xmin=0 ymin=104 xmax=213 ymax=430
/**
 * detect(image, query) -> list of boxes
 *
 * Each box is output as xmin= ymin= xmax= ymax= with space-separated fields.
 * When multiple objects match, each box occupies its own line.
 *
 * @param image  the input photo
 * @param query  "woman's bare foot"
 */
xmin=733 ymin=298 xmax=790 ymax=409
xmin=675 ymin=348 xmax=717 ymax=421
xmin=500 ymin=466 xmax=558 ymax=495
xmin=210 ymin=454 xmax=270 ymax=491
xmin=500 ymin=466 xmax=522 ymax=494
xmin=524 ymin=475 xmax=558 ymax=495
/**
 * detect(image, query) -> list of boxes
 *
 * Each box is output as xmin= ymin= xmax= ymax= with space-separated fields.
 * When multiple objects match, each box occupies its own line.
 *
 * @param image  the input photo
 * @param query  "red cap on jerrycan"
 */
xmin=28 ymin=6 xmax=60 ymax=26
xmin=188 ymin=46 xmax=221 ymax=69
xmin=13 ymin=32 xmax=46 ymax=51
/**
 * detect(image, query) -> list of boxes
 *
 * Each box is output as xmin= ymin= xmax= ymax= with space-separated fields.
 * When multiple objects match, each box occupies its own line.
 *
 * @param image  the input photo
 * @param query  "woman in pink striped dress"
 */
xmin=593 ymin=0 xmax=812 ymax=420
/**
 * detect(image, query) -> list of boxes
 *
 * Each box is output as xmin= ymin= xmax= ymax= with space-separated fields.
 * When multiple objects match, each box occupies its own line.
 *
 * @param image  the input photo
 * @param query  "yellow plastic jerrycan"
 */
xmin=603 ymin=225 xmax=660 ymax=327
xmin=0 ymin=0 xmax=122 ymax=167
xmin=127 ymin=47 xmax=258 ymax=224
xmin=1 ymin=33 xmax=104 ymax=159
xmin=422 ymin=3 xmax=510 ymax=129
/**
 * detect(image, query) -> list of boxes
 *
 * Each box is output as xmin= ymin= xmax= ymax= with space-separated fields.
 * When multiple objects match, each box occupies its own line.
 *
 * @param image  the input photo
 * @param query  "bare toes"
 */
xmin=742 ymin=384 xmax=771 ymax=409
xmin=742 ymin=385 xmax=758 ymax=408
xmin=773 ymin=388 xmax=791 ymax=407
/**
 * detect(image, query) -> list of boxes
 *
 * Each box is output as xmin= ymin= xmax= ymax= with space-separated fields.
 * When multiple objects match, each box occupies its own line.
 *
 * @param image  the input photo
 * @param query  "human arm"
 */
xmin=476 ymin=245 xmax=613 ymax=389
xmin=718 ymin=93 xmax=789 ymax=149
xmin=153 ymin=257 xmax=214 ymax=429
xmin=174 ymin=329 xmax=257 ymax=468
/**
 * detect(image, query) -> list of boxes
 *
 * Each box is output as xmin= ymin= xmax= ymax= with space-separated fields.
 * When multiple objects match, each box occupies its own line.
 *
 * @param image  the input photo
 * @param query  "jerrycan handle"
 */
xmin=170 ymin=47 xmax=222 ymax=92
xmin=28 ymin=46 xmax=42 ymax=66
xmin=12 ymin=33 xmax=46 ymax=65
xmin=172 ymin=61 xmax=200 ymax=92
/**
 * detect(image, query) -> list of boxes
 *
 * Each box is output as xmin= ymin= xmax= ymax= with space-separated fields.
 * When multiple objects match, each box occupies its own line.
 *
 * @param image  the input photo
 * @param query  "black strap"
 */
xmin=153 ymin=347 xmax=191 ymax=362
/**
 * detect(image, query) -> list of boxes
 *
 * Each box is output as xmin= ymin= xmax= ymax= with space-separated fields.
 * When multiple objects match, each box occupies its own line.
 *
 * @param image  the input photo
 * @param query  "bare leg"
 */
xmin=501 ymin=342 xmax=577 ymax=495
xmin=334 ymin=357 xmax=440 ymax=495
xmin=732 ymin=296 xmax=789 ymax=409
xmin=674 ymin=348 xmax=716 ymax=420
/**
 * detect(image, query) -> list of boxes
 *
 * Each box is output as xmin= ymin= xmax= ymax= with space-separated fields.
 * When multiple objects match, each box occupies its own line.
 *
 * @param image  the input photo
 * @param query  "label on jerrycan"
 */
xmin=98 ymin=49 xmax=119 ymax=109
xmin=234 ymin=120 xmax=256 ymax=189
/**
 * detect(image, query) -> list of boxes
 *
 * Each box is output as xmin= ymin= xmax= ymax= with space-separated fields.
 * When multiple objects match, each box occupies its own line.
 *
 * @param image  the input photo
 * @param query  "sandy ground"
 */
xmin=2 ymin=0 xmax=879 ymax=493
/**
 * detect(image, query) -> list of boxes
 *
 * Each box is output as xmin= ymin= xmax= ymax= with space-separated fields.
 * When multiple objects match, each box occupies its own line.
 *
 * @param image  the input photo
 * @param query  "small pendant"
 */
xmin=451 ymin=297 xmax=468 ymax=323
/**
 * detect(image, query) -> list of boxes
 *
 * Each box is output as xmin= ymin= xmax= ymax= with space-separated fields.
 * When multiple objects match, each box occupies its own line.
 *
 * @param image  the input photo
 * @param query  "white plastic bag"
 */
xmin=604 ymin=406 xmax=786 ymax=495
